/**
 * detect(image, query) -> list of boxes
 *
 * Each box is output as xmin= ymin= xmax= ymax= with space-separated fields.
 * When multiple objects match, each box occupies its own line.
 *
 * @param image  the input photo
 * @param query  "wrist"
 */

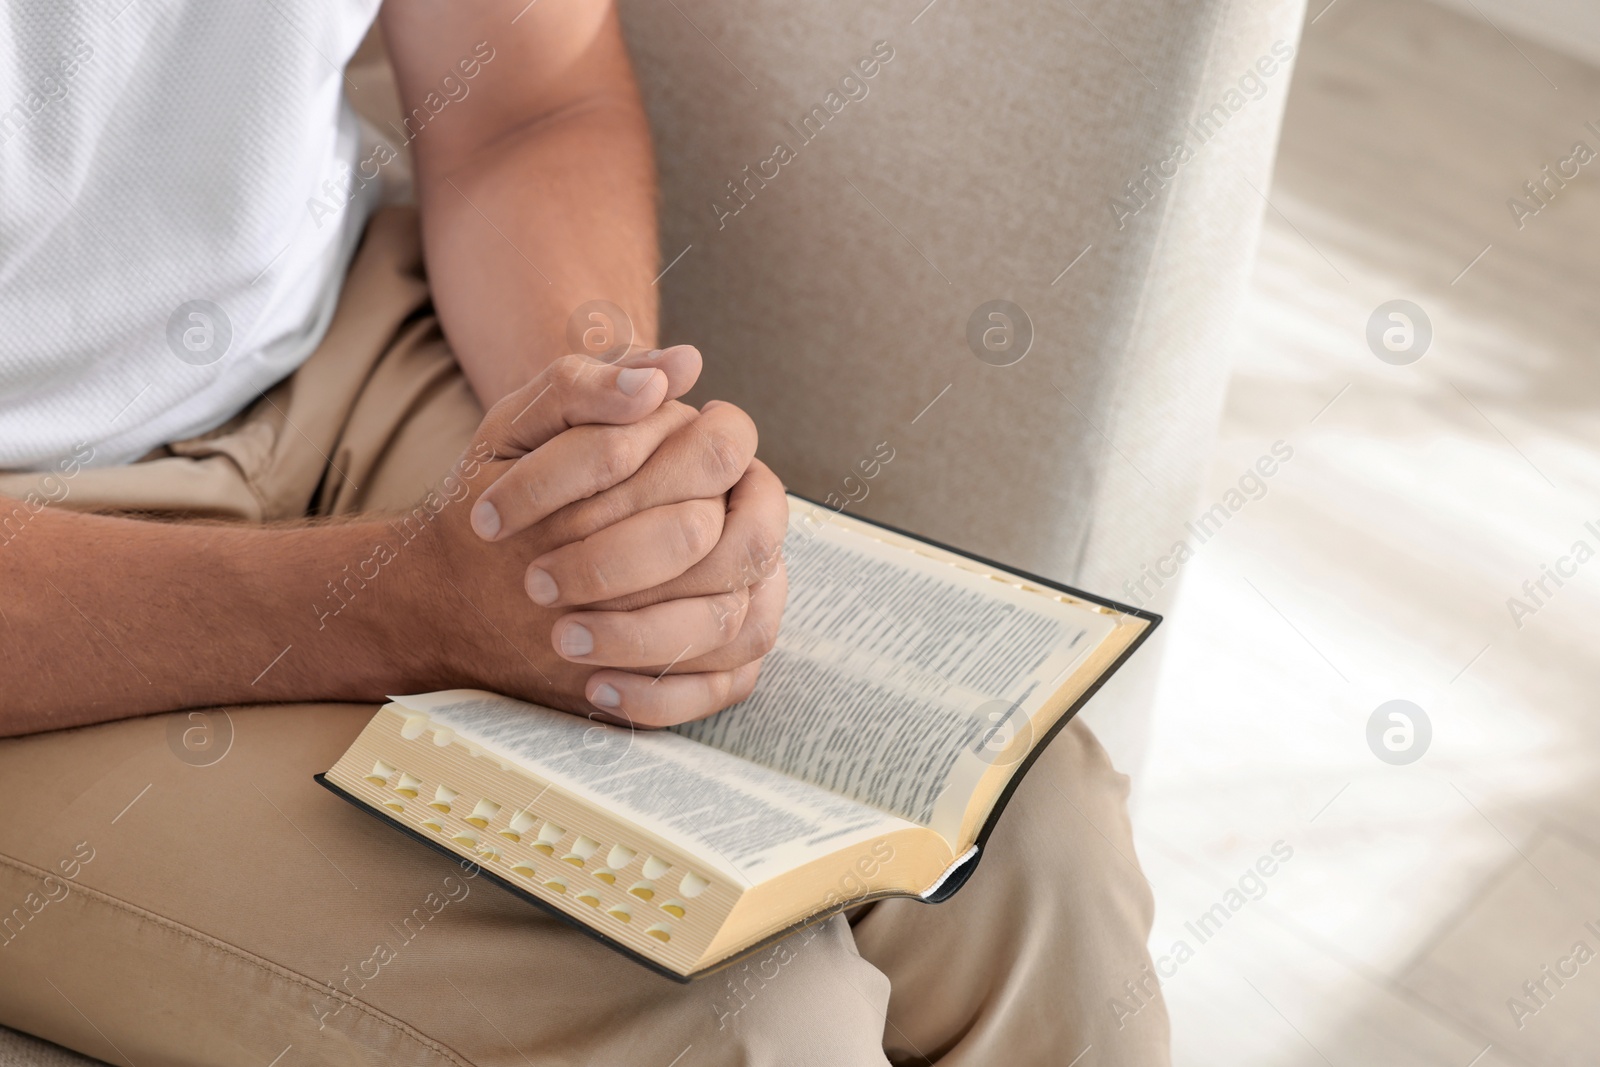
xmin=342 ymin=514 xmax=458 ymax=698
xmin=258 ymin=515 xmax=452 ymax=703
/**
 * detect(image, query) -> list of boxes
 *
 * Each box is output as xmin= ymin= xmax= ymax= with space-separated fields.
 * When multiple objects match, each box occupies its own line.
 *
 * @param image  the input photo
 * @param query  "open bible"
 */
xmin=319 ymin=495 xmax=1158 ymax=980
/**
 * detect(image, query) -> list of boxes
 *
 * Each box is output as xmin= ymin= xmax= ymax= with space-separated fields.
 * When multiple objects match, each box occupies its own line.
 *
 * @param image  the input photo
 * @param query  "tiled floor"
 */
xmin=1125 ymin=0 xmax=1600 ymax=1062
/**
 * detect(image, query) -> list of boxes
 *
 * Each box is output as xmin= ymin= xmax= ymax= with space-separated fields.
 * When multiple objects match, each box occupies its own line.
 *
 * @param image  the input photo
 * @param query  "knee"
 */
xmin=983 ymin=719 xmax=1151 ymax=921
xmin=1006 ymin=719 xmax=1133 ymax=853
xmin=699 ymin=916 xmax=889 ymax=1066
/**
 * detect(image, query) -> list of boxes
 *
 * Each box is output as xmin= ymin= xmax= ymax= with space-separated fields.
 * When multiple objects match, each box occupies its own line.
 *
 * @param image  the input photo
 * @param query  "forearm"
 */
xmin=413 ymin=45 xmax=659 ymax=406
xmin=0 ymin=505 xmax=436 ymax=735
xmin=1 ymin=338 xmax=786 ymax=737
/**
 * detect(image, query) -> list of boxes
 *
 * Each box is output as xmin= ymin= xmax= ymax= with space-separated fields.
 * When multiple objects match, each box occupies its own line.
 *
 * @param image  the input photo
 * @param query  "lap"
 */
xmin=0 ymin=704 xmax=894 ymax=1067
xmin=0 ymin=702 xmax=1161 ymax=1067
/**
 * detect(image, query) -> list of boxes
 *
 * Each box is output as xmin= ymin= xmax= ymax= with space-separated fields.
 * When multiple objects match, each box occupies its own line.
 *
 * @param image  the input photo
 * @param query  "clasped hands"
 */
xmin=424 ymin=346 xmax=787 ymax=728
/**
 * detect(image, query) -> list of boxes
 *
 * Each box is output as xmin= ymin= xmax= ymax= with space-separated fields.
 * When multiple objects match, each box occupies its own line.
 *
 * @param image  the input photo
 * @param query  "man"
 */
xmin=0 ymin=1 xmax=1168 ymax=1064
xmin=1 ymin=0 xmax=784 ymax=728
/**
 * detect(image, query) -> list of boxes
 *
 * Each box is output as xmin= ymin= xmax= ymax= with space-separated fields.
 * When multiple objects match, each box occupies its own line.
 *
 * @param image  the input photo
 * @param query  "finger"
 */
xmin=551 ymin=589 xmax=749 ymax=669
xmin=525 ymin=498 xmax=725 ymax=608
xmin=554 ymin=400 xmax=758 ymax=537
xmin=586 ymin=658 xmax=763 ymax=729
xmin=611 ymin=344 xmax=701 ymax=401
xmin=472 ymin=350 xmax=692 ymax=460
xmin=595 ymin=458 xmax=788 ymax=611
xmin=472 ymin=402 xmax=690 ymax=541
xmin=672 ymin=553 xmax=787 ymax=673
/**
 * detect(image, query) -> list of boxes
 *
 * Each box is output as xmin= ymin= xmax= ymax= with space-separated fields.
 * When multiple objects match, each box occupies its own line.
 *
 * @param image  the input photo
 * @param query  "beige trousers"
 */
xmin=0 ymin=209 xmax=1169 ymax=1067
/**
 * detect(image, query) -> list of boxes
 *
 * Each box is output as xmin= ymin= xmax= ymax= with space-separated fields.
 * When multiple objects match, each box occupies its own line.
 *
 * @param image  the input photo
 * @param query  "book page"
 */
xmin=387 ymin=690 xmax=916 ymax=883
xmin=671 ymin=502 xmax=1121 ymax=843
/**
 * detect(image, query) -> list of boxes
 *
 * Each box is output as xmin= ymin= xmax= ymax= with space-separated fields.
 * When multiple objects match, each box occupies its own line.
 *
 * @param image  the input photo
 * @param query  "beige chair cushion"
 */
xmin=620 ymin=0 xmax=1304 ymax=595
xmin=0 ymin=1027 xmax=97 ymax=1067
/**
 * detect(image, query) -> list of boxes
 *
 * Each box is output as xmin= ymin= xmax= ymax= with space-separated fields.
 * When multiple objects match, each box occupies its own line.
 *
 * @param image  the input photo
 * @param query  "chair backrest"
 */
xmin=619 ymin=0 xmax=1305 ymax=591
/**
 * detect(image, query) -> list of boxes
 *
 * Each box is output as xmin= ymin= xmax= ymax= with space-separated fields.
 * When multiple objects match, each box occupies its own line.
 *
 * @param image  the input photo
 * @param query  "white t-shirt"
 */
xmin=0 ymin=0 xmax=385 ymax=470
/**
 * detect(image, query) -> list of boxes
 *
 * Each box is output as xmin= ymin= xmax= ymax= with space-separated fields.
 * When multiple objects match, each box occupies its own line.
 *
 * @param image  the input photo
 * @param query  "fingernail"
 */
xmin=526 ymin=567 xmax=558 ymax=605
xmin=644 ymin=348 xmax=664 ymax=360
xmin=592 ymin=683 xmax=620 ymax=708
xmin=471 ymin=499 xmax=500 ymax=539
xmin=559 ymin=623 xmax=594 ymax=657
xmin=617 ymin=367 xmax=657 ymax=396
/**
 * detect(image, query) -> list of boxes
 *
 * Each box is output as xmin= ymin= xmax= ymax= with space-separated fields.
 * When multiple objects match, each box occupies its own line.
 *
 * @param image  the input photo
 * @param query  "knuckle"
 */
xmin=717 ymin=402 xmax=755 ymax=432
xmin=734 ymin=662 xmax=763 ymax=703
xmin=594 ymin=433 xmax=636 ymax=486
xmin=707 ymin=591 xmax=749 ymax=635
xmin=721 ymin=663 xmax=760 ymax=709
xmin=519 ymin=471 xmax=543 ymax=509
xmin=677 ymin=502 xmax=723 ymax=560
xmin=700 ymin=428 xmax=747 ymax=486
xmin=746 ymin=615 xmax=779 ymax=658
xmin=709 ymin=672 xmax=737 ymax=710
xmin=744 ymin=527 xmax=784 ymax=584
xmin=549 ymin=354 xmax=589 ymax=390
xmin=482 ymin=395 xmax=517 ymax=430
xmin=572 ymin=554 xmax=611 ymax=599
xmin=620 ymin=623 xmax=650 ymax=664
